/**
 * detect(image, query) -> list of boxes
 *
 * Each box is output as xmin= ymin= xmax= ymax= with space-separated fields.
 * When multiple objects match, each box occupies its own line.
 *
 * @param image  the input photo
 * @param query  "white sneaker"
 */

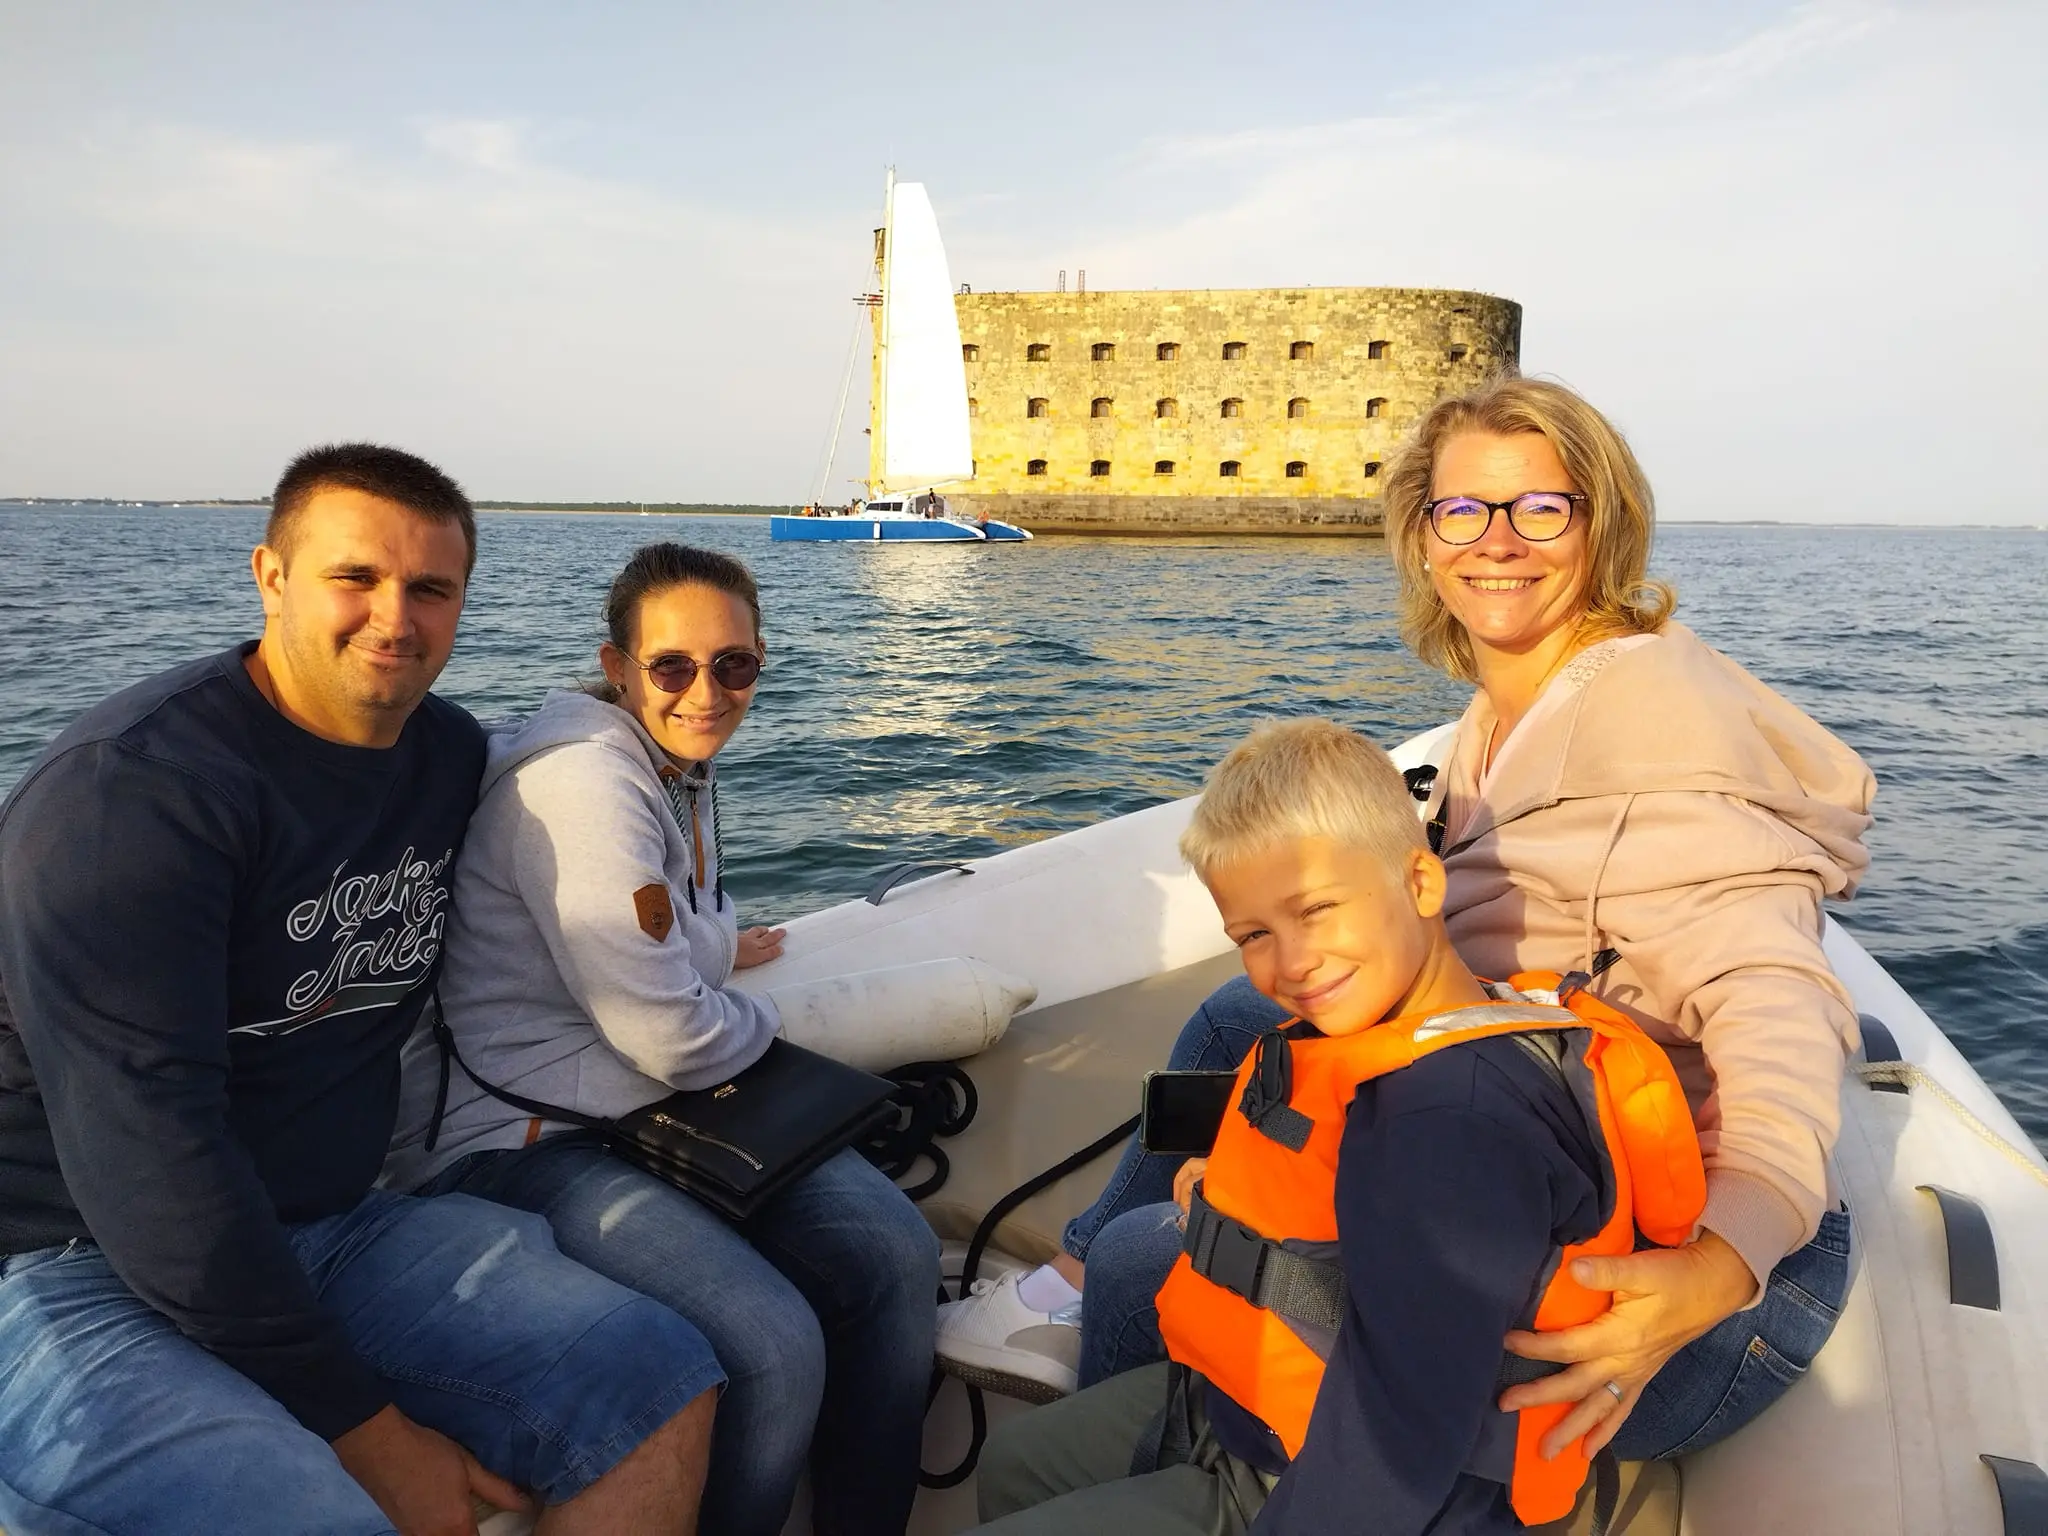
xmin=935 ymin=1270 xmax=1081 ymax=1404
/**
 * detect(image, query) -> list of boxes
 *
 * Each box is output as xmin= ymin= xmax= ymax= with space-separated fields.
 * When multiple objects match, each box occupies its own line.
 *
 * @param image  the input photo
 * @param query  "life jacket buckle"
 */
xmin=1203 ymin=1209 xmax=1271 ymax=1303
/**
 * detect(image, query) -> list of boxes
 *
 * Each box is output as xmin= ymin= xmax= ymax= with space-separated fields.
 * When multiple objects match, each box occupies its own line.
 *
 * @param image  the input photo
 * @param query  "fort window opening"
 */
xmin=1027 ymin=459 xmax=1048 ymax=476
xmin=1220 ymin=397 xmax=1243 ymax=419
xmin=1219 ymin=460 xmax=1241 ymax=478
xmin=1027 ymin=343 xmax=1051 ymax=362
xmin=1092 ymin=342 xmax=1116 ymax=362
xmin=1287 ymin=397 xmax=1309 ymax=419
xmin=1157 ymin=342 xmax=1179 ymax=361
xmin=1286 ymin=460 xmax=1307 ymax=478
xmin=1156 ymin=398 xmax=1179 ymax=419
xmin=1366 ymin=397 xmax=1388 ymax=418
xmin=967 ymin=397 xmax=979 ymax=418
xmin=1447 ymin=343 xmax=1469 ymax=362
xmin=1155 ymin=460 xmax=1176 ymax=476
xmin=1027 ymin=397 xmax=1049 ymax=418
xmin=962 ymin=344 xmax=980 ymax=362
xmin=1090 ymin=460 xmax=1111 ymax=477
xmin=1367 ymin=340 xmax=1390 ymax=360
xmin=1290 ymin=340 xmax=1314 ymax=360
xmin=1222 ymin=341 xmax=1247 ymax=360
xmin=1091 ymin=397 xmax=1113 ymax=418
xmin=1363 ymin=459 xmax=1382 ymax=478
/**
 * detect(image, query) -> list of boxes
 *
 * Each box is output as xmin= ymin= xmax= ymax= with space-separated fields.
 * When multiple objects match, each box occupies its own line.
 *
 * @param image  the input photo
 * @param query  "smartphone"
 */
xmin=1140 ymin=1070 xmax=1239 ymax=1156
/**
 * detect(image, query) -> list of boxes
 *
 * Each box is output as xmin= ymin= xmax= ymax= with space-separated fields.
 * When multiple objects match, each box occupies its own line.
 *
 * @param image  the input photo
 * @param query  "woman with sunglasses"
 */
xmin=387 ymin=542 xmax=939 ymax=1536
xmin=944 ymin=377 xmax=1874 ymax=1498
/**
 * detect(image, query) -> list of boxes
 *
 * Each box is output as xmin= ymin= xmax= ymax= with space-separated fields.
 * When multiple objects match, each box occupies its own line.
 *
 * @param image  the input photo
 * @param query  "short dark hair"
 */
xmin=267 ymin=443 xmax=477 ymax=575
xmin=603 ymin=543 xmax=763 ymax=653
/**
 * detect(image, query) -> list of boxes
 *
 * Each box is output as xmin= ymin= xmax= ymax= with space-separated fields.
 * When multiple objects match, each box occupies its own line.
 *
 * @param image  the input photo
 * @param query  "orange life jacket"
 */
xmin=1154 ymin=971 xmax=1706 ymax=1528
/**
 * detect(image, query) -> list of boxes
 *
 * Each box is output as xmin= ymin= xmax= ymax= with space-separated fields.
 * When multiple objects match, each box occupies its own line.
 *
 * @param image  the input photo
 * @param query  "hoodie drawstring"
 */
xmin=708 ymin=779 xmax=726 ymax=913
xmin=1583 ymin=793 xmax=1635 ymax=976
xmin=656 ymin=766 xmax=724 ymax=916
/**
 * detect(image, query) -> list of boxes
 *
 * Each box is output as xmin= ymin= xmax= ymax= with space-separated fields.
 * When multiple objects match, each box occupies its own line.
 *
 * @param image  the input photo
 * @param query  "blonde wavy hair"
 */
xmin=1383 ymin=376 xmax=1675 ymax=682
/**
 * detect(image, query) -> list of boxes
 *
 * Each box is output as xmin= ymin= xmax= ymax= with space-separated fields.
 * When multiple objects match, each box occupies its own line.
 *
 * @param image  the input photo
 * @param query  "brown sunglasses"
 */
xmin=619 ymin=648 xmax=763 ymax=694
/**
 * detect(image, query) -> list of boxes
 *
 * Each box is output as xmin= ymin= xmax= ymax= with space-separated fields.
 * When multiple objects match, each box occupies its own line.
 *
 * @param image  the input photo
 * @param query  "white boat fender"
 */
xmin=766 ymin=957 xmax=1037 ymax=1073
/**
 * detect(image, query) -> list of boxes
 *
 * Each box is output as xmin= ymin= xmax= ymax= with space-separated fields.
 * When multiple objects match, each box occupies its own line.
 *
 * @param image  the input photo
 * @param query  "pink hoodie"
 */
xmin=1439 ymin=622 xmax=1877 ymax=1287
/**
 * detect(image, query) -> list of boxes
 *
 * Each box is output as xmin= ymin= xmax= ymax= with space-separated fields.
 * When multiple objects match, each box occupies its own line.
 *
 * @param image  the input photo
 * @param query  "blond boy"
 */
xmin=970 ymin=719 xmax=1609 ymax=1536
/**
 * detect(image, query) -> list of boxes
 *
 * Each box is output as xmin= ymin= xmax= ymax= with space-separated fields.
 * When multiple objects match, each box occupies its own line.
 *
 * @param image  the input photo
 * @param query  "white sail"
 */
xmin=876 ymin=179 xmax=974 ymax=494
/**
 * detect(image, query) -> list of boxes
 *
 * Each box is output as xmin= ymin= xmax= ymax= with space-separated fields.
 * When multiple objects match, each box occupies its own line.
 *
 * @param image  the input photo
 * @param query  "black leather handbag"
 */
xmin=425 ymin=998 xmax=898 ymax=1222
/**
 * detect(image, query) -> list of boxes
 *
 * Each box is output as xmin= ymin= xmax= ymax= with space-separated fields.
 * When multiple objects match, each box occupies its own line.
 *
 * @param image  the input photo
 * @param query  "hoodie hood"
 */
xmin=482 ymin=689 xmax=714 ymax=800
xmin=1450 ymin=623 xmax=1874 ymax=897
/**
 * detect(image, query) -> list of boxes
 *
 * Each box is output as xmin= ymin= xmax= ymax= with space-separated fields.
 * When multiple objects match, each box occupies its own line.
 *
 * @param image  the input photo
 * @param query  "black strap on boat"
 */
xmin=918 ymin=1111 xmax=1142 ymax=1490
xmin=1587 ymin=1447 xmax=1621 ymax=1536
xmin=1180 ymin=1184 xmax=1346 ymax=1340
xmin=1980 ymin=1453 xmax=2048 ymax=1534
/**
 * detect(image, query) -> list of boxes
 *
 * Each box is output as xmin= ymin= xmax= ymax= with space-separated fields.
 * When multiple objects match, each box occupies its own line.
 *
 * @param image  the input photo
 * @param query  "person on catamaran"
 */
xmin=383 ymin=541 xmax=940 ymax=1536
xmin=0 ymin=447 xmax=718 ymax=1536
xmin=968 ymin=718 xmax=1706 ymax=1534
xmin=938 ymin=375 xmax=1876 ymax=1473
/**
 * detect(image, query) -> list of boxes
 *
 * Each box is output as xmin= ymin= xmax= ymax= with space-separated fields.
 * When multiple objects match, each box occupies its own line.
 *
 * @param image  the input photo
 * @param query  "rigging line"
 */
xmin=814 ymin=306 xmax=869 ymax=503
xmin=1853 ymin=1061 xmax=2048 ymax=1189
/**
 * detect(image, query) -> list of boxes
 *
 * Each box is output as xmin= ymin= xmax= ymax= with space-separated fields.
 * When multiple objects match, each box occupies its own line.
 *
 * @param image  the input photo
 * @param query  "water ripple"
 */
xmin=2 ymin=506 xmax=2043 ymax=1146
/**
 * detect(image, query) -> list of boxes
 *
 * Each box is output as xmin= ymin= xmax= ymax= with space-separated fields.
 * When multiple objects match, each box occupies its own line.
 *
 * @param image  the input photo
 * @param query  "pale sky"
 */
xmin=2 ymin=2 xmax=2041 ymax=522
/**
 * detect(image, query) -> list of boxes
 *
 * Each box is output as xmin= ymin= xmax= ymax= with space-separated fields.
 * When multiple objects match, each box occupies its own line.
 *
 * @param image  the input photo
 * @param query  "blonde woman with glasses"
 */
xmin=939 ymin=377 xmax=1875 ymax=1502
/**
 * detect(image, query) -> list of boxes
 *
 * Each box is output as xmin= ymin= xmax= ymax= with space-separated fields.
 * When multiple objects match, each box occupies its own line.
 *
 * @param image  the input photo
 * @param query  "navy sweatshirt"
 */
xmin=0 ymin=644 xmax=484 ymax=1439
xmin=1207 ymin=1033 xmax=1607 ymax=1536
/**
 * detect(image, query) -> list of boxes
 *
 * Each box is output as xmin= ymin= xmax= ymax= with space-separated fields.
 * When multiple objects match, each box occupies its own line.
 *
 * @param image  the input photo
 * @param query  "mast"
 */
xmin=868 ymin=168 xmax=895 ymax=502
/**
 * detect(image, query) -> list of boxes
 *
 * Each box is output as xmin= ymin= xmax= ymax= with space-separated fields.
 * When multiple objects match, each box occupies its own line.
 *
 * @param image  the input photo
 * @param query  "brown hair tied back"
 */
xmin=589 ymin=542 xmax=764 ymax=703
xmin=1383 ymin=375 xmax=1676 ymax=683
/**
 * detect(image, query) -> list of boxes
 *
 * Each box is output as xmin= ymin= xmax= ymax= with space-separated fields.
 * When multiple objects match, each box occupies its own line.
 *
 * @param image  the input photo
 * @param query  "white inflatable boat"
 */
xmin=488 ymin=722 xmax=2048 ymax=1536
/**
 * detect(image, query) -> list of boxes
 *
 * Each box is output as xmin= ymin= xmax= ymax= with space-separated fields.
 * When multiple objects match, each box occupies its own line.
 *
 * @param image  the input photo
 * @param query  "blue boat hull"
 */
xmin=771 ymin=516 xmax=1032 ymax=543
xmin=771 ymin=516 xmax=982 ymax=542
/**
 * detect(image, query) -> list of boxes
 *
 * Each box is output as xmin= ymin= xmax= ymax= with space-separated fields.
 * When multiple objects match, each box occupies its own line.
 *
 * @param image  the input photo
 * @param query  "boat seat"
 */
xmin=1527 ymin=1459 xmax=1681 ymax=1536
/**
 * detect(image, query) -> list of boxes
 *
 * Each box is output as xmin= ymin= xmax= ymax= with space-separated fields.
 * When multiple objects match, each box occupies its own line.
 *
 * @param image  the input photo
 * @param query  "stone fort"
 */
xmin=897 ymin=287 xmax=1520 ymax=535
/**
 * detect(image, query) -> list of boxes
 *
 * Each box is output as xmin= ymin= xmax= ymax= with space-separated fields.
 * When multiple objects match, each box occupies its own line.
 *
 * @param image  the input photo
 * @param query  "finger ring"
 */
xmin=1603 ymin=1380 xmax=1626 ymax=1405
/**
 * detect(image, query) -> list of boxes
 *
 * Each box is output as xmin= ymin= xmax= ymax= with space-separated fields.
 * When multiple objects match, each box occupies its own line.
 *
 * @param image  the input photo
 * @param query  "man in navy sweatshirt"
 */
xmin=0 ymin=446 xmax=722 ymax=1536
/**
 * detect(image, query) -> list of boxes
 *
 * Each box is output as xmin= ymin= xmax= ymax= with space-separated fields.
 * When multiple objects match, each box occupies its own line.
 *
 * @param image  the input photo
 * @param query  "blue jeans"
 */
xmin=428 ymin=1139 xmax=940 ymax=1536
xmin=1064 ymin=978 xmax=1856 ymax=1456
xmin=0 ymin=1191 xmax=723 ymax=1536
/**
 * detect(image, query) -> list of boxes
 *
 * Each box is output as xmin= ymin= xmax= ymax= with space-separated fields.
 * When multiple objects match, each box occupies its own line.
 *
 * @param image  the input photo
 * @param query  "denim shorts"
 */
xmin=0 ymin=1190 xmax=725 ymax=1536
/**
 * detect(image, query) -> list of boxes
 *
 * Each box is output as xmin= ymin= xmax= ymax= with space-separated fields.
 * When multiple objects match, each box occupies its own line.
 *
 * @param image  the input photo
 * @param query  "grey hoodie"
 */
xmin=383 ymin=690 xmax=780 ymax=1189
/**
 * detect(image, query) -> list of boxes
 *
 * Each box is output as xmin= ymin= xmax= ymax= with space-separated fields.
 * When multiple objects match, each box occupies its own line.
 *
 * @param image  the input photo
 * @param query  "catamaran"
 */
xmin=774 ymin=175 xmax=1030 ymax=544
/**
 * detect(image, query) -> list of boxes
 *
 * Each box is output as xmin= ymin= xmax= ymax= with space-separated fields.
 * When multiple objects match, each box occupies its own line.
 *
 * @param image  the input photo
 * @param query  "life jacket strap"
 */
xmin=1182 ymin=1184 xmax=1348 ymax=1340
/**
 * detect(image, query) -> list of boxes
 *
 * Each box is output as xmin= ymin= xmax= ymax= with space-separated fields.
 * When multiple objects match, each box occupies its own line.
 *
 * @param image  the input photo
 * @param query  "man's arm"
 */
xmin=0 ymin=743 xmax=389 ymax=1438
xmin=1254 ymin=1047 xmax=1599 ymax=1535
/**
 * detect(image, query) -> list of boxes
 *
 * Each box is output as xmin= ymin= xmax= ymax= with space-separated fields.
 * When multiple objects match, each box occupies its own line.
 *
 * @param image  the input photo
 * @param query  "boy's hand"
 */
xmin=733 ymin=926 xmax=787 ymax=969
xmin=332 ymin=1404 xmax=533 ymax=1536
xmin=1172 ymin=1157 xmax=1209 ymax=1228
xmin=1498 ymin=1230 xmax=1757 ymax=1457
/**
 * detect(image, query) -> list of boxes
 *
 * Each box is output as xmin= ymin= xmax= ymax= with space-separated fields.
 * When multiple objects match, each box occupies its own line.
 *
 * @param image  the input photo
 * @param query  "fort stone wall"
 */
xmin=903 ymin=287 xmax=1519 ymax=535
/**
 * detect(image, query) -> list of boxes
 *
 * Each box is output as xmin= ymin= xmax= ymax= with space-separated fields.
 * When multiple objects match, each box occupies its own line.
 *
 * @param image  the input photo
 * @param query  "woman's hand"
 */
xmin=1500 ymin=1229 xmax=1758 ymax=1458
xmin=1172 ymin=1157 xmax=1209 ymax=1229
xmin=733 ymin=926 xmax=787 ymax=970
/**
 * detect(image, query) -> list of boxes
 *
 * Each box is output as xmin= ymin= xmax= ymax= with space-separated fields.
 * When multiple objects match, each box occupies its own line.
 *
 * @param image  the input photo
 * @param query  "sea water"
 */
xmin=2 ymin=504 xmax=2043 ymax=1147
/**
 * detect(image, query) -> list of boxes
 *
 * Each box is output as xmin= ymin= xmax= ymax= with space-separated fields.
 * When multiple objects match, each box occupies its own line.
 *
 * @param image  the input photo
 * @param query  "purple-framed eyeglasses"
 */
xmin=1424 ymin=492 xmax=1587 ymax=545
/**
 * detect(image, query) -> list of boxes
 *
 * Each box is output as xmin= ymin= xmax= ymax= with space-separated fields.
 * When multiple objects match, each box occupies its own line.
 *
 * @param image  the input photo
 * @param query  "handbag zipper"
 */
xmin=650 ymin=1114 xmax=765 ymax=1171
